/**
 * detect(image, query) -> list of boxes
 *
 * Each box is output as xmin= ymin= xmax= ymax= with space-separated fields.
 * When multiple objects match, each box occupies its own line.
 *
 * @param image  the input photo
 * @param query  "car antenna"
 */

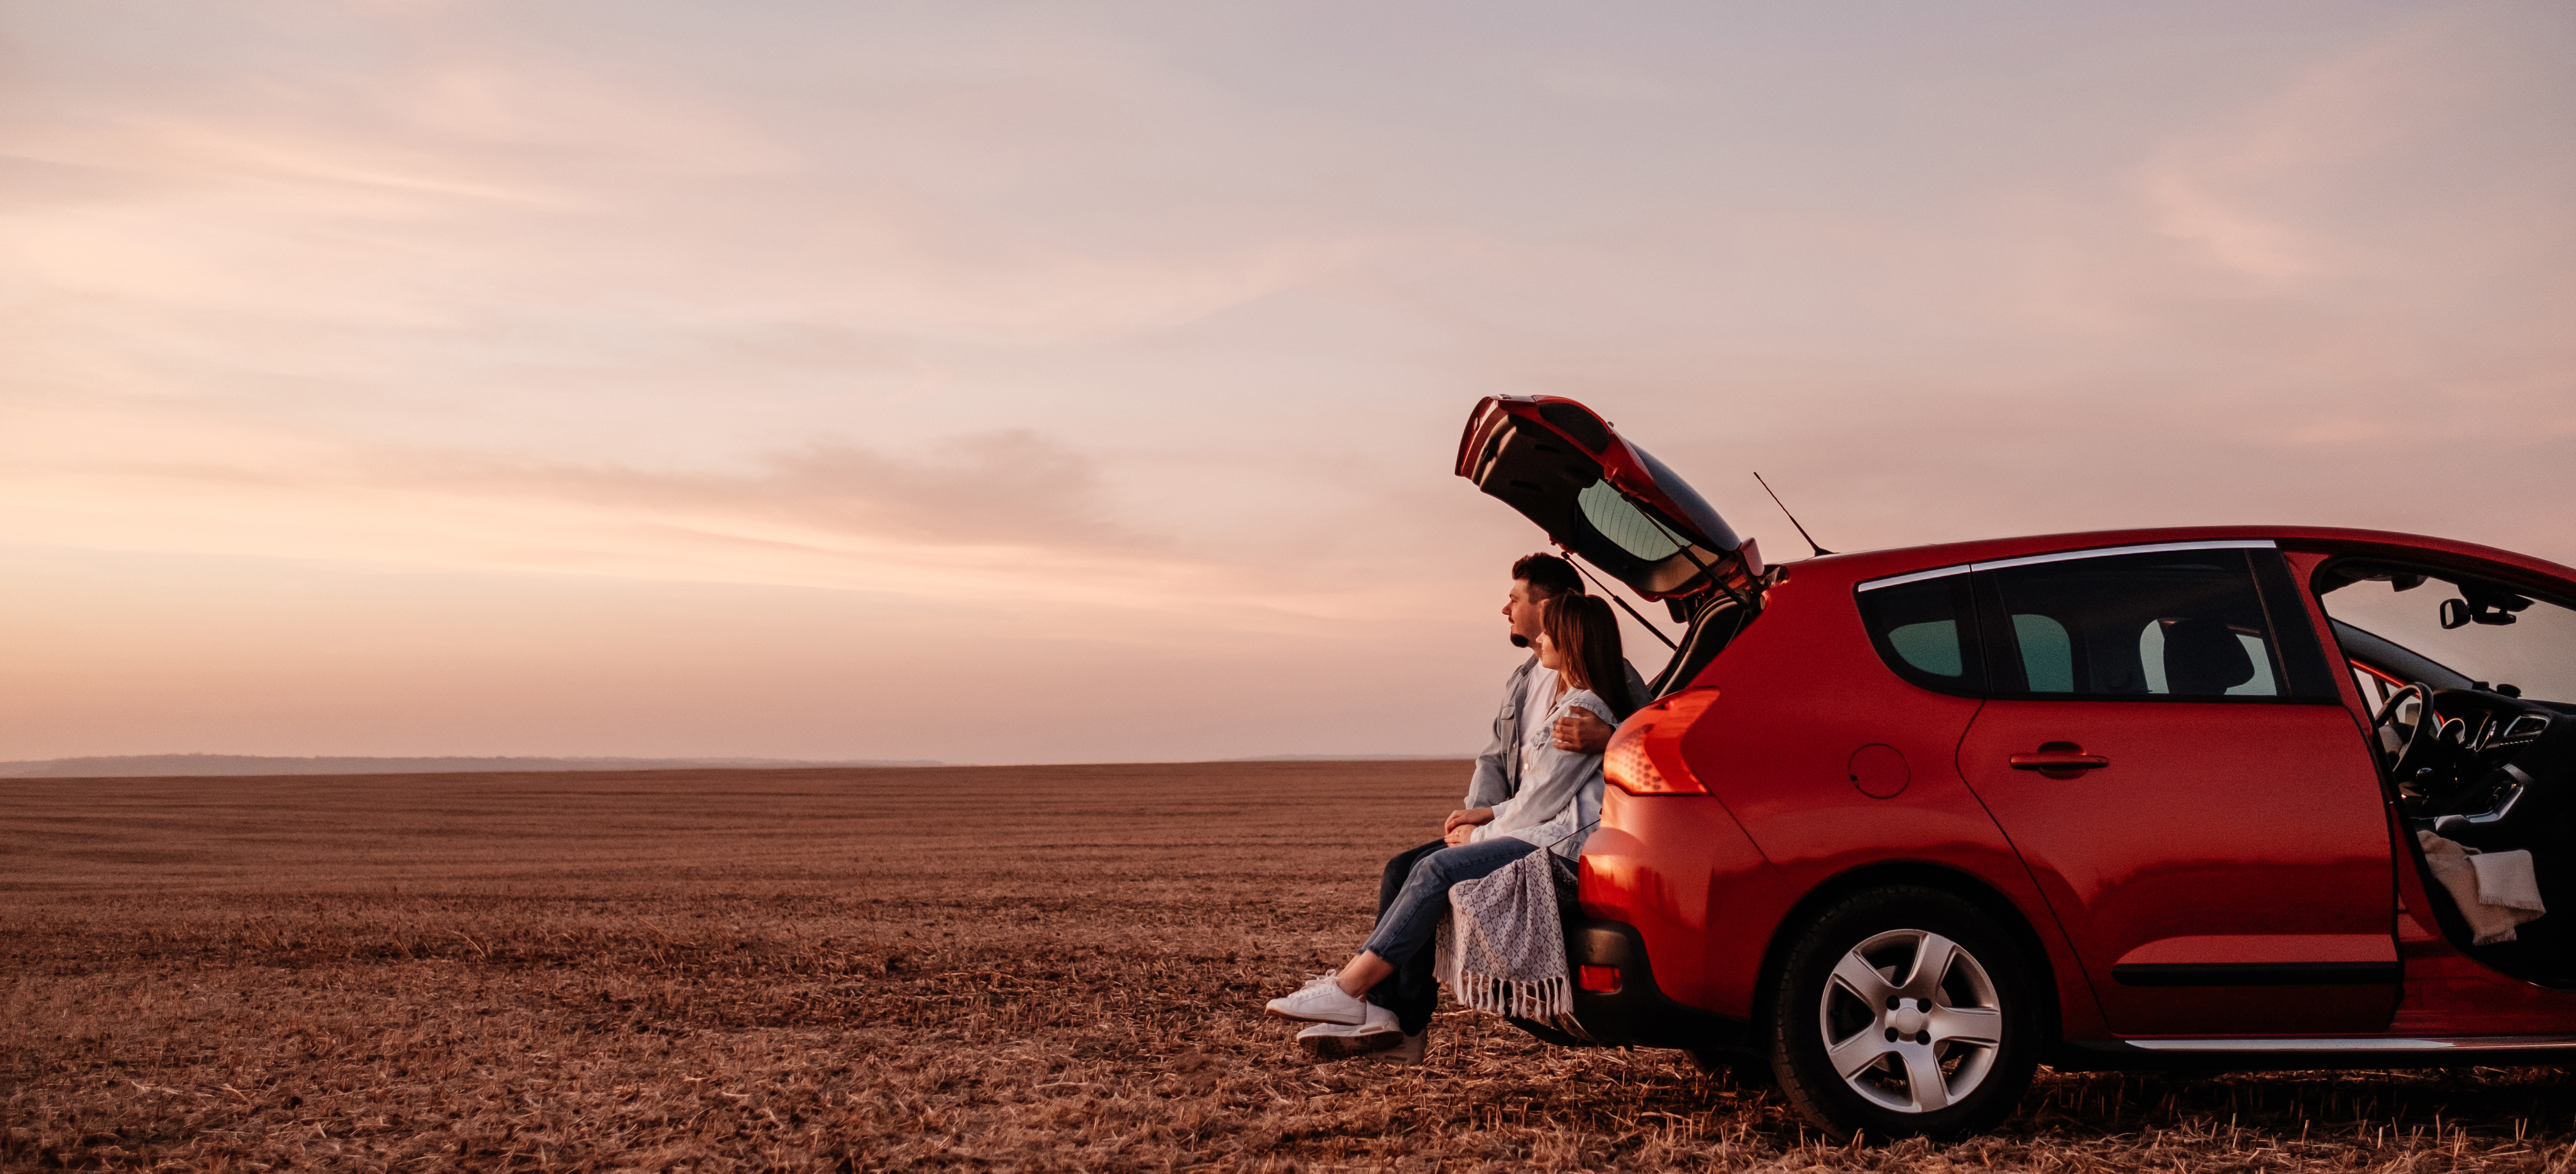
xmin=1564 ymin=553 xmax=1681 ymax=651
xmin=1753 ymin=471 xmax=1833 ymax=557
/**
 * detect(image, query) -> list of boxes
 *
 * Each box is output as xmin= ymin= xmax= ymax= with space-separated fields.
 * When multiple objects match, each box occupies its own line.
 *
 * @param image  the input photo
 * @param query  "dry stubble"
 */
xmin=6 ymin=762 xmax=2576 ymax=1171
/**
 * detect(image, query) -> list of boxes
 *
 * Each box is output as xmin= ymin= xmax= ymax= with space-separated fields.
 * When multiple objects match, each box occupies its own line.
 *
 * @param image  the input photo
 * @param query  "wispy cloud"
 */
xmin=0 ymin=407 xmax=1234 ymax=606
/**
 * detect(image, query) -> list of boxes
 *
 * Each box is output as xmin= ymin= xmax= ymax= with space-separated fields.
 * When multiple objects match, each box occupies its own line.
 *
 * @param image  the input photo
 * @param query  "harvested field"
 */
xmin=6 ymin=762 xmax=2576 ymax=1172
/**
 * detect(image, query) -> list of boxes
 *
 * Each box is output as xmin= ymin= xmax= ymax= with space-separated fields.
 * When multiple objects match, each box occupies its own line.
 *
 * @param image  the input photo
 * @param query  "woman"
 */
xmin=1264 ymin=592 xmax=1633 ymax=1046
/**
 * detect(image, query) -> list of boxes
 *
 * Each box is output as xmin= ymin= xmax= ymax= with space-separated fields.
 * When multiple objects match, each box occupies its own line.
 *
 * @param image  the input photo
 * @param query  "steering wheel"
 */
xmin=2372 ymin=682 xmax=2443 ymax=794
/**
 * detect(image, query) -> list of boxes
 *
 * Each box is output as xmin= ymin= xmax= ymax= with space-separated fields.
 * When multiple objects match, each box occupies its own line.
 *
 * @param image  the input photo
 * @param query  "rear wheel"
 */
xmin=1765 ymin=886 xmax=2040 ymax=1141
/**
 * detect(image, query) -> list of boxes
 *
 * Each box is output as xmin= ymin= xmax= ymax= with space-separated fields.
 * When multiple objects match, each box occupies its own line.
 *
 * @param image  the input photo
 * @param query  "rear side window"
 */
xmin=1982 ymin=549 xmax=2304 ymax=699
xmin=1857 ymin=574 xmax=1984 ymax=695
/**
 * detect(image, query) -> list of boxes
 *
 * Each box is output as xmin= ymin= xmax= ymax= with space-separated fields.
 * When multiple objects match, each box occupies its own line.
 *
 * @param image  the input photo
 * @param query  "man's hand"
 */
xmin=1444 ymin=807 xmax=1496 ymax=834
xmin=1552 ymin=707 xmax=1616 ymax=754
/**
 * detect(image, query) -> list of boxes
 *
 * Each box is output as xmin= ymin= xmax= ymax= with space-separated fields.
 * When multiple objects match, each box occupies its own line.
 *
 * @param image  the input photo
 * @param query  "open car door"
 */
xmin=1455 ymin=396 xmax=1762 ymax=695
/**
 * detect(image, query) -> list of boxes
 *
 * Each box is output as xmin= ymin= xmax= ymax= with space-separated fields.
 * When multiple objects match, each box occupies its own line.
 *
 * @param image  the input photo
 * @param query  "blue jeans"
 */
xmin=1361 ymin=836 xmax=1540 ymax=1031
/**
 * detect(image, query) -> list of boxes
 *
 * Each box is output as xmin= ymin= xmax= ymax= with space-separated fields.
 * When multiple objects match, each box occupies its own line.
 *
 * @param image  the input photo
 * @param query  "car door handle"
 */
xmin=2010 ymin=752 xmax=2109 ymax=772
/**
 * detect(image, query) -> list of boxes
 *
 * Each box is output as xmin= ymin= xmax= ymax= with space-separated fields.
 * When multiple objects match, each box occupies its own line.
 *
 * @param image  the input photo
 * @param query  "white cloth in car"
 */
xmin=2472 ymin=849 xmax=2546 ymax=913
xmin=2418 ymin=831 xmax=2547 ymax=945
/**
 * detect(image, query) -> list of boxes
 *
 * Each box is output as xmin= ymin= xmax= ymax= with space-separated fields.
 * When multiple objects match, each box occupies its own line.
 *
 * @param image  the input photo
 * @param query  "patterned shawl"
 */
xmin=1433 ymin=846 xmax=1588 ymax=1037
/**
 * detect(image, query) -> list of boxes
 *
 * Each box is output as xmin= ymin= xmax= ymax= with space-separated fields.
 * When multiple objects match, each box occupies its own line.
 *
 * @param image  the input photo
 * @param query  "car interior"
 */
xmin=2316 ymin=561 xmax=2576 ymax=985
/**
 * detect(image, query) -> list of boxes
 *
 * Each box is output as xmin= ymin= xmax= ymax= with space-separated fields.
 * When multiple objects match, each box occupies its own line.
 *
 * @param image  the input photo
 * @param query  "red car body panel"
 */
xmin=1957 ymin=698 xmax=2398 ymax=1036
xmin=1574 ymin=523 xmax=2576 ymax=1051
xmin=1578 ymin=789 xmax=1773 ymax=1014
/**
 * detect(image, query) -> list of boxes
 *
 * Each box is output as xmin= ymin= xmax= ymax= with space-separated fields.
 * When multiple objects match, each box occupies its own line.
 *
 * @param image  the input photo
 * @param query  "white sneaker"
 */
xmin=1295 ymin=1003 xmax=1402 ymax=1059
xmin=1264 ymin=974 xmax=1370 ymax=1024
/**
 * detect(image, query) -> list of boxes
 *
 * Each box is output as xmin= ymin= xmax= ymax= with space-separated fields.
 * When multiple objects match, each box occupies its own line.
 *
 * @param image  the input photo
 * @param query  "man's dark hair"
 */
xmin=1512 ymin=552 xmax=1585 ymax=598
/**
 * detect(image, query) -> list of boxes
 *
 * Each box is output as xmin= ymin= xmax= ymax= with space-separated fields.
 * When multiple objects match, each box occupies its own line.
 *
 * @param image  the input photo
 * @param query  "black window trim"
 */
xmin=2247 ymin=549 xmax=2345 ymax=700
xmin=1852 ymin=539 xmax=2283 ymax=594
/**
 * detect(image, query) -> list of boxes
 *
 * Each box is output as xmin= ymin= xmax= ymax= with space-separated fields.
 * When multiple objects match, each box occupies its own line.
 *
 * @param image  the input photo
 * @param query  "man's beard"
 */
xmin=1509 ymin=633 xmax=1530 ymax=648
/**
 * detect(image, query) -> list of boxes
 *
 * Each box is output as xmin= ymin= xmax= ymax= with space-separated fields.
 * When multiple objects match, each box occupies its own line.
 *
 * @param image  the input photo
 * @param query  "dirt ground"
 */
xmin=7 ymin=762 xmax=2576 ymax=1172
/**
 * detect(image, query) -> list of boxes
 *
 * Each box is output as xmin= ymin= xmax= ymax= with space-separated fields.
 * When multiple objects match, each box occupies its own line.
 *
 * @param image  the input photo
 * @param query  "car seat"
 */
xmin=2163 ymin=618 xmax=2256 ymax=696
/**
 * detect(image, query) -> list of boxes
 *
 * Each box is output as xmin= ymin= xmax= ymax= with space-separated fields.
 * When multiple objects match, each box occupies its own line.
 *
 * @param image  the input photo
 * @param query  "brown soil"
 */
xmin=5 ymin=762 xmax=2574 ymax=1171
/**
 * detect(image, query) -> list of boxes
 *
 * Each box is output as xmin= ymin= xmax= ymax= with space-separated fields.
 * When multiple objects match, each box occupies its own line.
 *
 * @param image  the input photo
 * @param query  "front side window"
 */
xmin=2316 ymin=562 xmax=2576 ymax=706
xmin=1983 ymin=549 xmax=2315 ymax=699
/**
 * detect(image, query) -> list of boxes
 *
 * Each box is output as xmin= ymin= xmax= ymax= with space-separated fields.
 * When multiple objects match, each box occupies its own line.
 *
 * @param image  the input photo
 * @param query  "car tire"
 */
xmin=1763 ymin=885 xmax=2040 ymax=1141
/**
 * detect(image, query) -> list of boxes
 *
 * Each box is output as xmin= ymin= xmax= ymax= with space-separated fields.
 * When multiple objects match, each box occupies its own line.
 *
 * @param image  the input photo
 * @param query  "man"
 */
xmin=1298 ymin=551 xmax=1648 ymax=1063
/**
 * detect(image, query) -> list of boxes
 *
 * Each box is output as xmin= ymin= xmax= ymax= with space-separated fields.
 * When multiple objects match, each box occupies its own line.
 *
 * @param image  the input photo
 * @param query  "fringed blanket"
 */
xmin=1433 ymin=846 xmax=1588 ymax=1038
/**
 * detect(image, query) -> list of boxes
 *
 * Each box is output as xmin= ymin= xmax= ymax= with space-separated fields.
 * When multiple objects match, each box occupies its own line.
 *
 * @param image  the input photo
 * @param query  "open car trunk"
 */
xmin=1454 ymin=396 xmax=1765 ymax=697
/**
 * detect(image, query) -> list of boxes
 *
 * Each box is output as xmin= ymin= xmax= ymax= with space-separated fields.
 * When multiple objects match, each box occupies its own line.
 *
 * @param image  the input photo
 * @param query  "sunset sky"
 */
xmin=3 ymin=1 xmax=2570 ymax=764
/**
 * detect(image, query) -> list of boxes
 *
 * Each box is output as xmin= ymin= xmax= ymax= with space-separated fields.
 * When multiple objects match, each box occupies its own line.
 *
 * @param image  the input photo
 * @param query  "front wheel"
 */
xmin=1764 ymin=886 xmax=2041 ymax=1141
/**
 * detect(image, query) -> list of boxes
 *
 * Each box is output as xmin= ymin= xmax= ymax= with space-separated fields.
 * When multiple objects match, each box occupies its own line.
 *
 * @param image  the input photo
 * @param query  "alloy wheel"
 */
xmin=1814 ymin=928 xmax=2003 ymax=1114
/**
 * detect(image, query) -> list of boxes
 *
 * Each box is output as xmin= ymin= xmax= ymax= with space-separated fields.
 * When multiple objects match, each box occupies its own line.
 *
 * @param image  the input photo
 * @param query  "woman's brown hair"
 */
xmin=1542 ymin=593 xmax=1633 ymax=719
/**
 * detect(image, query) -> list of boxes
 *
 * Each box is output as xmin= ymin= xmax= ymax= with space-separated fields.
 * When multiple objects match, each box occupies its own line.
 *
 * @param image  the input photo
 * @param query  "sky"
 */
xmin=2 ymin=0 xmax=2570 ymax=763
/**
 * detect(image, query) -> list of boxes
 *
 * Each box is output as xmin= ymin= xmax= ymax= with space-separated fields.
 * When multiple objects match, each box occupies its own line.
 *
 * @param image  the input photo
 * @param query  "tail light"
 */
xmin=1577 ymin=964 xmax=1623 ymax=993
xmin=1604 ymin=687 xmax=1721 ymax=795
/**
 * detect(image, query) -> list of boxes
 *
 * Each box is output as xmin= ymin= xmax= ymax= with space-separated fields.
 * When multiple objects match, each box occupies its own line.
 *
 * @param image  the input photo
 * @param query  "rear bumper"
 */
xmin=1558 ymin=917 xmax=1751 ymax=1054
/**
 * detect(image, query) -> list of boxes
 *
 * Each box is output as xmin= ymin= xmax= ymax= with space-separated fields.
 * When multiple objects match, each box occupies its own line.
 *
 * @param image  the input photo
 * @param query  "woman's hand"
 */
xmin=1443 ymin=824 xmax=1475 ymax=847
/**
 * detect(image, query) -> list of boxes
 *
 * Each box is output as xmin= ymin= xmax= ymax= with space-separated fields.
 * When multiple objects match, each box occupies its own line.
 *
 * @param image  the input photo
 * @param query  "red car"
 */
xmin=1457 ymin=395 xmax=2576 ymax=1140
